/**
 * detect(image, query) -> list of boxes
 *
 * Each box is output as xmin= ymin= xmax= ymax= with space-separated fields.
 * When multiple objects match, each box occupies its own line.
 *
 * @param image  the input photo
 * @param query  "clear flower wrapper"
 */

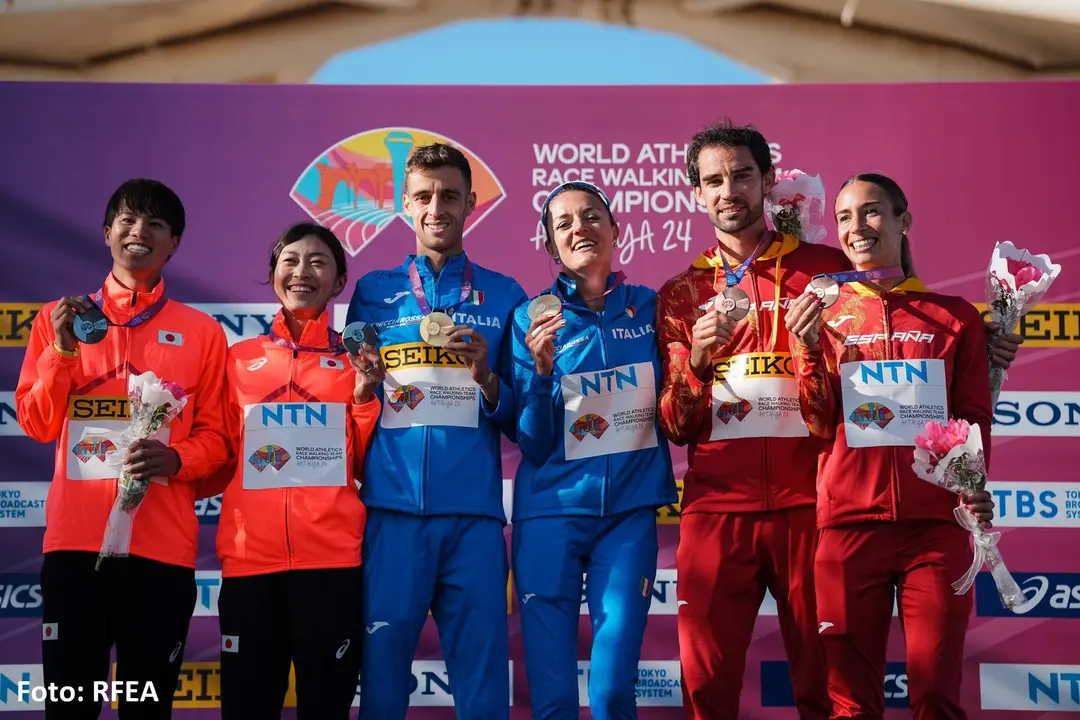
xmin=985 ymin=241 xmax=1061 ymax=406
xmin=911 ymin=420 xmax=1031 ymax=613
xmin=764 ymin=168 xmax=827 ymax=244
xmin=96 ymin=371 xmax=188 ymax=570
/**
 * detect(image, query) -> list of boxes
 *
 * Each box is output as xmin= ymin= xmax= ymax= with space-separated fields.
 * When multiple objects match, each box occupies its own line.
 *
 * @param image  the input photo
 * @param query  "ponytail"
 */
xmin=900 ymin=233 xmax=915 ymax=278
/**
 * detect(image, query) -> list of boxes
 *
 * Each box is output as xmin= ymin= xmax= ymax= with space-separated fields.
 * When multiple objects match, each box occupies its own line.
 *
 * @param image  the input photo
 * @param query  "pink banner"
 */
xmin=0 ymin=80 xmax=1078 ymax=717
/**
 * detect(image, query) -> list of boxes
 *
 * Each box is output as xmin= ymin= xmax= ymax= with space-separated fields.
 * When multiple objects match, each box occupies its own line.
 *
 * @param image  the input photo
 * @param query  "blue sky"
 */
xmin=311 ymin=18 xmax=768 ymax=85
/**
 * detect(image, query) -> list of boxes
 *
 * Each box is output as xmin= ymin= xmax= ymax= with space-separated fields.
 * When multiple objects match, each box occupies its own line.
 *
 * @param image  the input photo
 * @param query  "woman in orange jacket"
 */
xmin=785 ymin=174 xmax=996 ymax=720
xmin=197 ymin=221 xmax=383 ymax=719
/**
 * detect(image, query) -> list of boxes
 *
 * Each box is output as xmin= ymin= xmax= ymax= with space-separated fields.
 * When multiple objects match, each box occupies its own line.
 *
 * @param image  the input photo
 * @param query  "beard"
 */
xmin=709 ymin=199 xmax=764 ymax=234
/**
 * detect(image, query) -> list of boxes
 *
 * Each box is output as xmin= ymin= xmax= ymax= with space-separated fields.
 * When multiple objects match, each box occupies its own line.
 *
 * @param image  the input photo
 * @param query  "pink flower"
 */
xmin=915 ymin=418 xmax=970 ymax=459
xmin=1006 ymin=258 xmax=1043 ymax=287
xmin=161 ymin=381 xmax=187 ymax=401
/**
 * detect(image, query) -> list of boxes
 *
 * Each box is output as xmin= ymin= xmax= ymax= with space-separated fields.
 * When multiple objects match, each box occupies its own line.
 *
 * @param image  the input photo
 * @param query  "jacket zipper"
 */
xmin=120 ymin=294 xmax=135 ymax=507
xmin=285 ymin=348 xmax=297 ymax=567
xmin=422 ymin=263 xmax=444 ymax=516
xmin=747 ymin=266 xmax=771 ymax=511
xmin=881 ymin=297 xmax=900 ymax=521
xmin=596 ymin=306 xmax=610 ymax=518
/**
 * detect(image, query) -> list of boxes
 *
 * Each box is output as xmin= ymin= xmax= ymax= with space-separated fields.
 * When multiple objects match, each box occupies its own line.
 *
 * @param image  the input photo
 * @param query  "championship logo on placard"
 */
xmin=290 ymin=128 xmax=506 ymax=257
xmin=570 ymin=413 xmax=610 ymax=442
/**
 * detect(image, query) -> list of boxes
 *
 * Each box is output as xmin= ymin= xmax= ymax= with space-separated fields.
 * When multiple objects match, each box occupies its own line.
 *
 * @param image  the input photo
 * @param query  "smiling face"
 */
xmin=103 ymin=206 xmax=180 ymax=281
xmin=834 ymin=180 xmax=910 ymax=270
xmin=403 ymin=165 xmax=476 ymax=256
xmin=271 ymin=234 xmax=346 ymax=319
xmin=545 ymin=189 xmax=618 ymax=278
xmin=693 ymin=144 xmax=775 ymax=235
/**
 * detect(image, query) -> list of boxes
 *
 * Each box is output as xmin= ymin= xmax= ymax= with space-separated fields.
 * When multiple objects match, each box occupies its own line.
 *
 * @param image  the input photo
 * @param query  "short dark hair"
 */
xmin=267 ymin=221 xmax=348 ymax=285
xmin=405 ymin=143 xmax=472 ymax=193
xmin=686 ymin=118 xmax=773 ymax=187
xmin=103 ymin=178 xmax=185 ymax=235
xmin=838 ymin=173 xmax=915 ymax=277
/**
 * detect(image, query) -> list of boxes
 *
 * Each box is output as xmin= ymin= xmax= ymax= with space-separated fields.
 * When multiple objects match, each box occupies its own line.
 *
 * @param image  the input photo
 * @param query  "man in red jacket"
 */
xmin=657 ymin=119 xmax=1020 ymax=719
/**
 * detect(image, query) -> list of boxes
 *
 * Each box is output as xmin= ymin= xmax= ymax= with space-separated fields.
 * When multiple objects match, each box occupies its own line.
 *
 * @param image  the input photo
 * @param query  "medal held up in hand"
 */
xmin=342 ymin=321 xmax=378 ymax=355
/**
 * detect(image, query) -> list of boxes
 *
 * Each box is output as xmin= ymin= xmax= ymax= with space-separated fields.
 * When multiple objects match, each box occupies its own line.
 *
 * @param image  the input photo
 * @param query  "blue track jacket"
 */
xmin=510 ymin=273 xmax=677 ymax=522
xmin=346 ymin=252 xmax=526 ymax=521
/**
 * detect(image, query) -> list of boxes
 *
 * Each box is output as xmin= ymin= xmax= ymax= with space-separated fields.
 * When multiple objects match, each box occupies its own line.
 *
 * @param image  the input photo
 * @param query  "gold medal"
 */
xmin=527 ymin=294 xmax=562 ymax=321
xmin=419 ymin=311 xmax=455 ymax=347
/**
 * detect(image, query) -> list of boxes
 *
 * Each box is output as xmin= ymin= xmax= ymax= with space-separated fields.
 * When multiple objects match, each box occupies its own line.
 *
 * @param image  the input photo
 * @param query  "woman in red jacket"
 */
xmin=197 ymin=221 xmax=383 ymax=719
xmin=785 ymin=174 xmax=995 ymax=720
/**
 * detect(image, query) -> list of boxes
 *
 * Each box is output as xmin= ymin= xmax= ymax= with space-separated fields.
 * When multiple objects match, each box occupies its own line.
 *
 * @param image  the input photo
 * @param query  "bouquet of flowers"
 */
xmin=911 ymin=418 xmax=1030 ymax=612
xmin=985 ymin=241 xmax=1061 ymax=405
xmin=764 ymin=168 xmax=827 ymax=244
xmin=96 ymin=371 xmax=188 ymax=570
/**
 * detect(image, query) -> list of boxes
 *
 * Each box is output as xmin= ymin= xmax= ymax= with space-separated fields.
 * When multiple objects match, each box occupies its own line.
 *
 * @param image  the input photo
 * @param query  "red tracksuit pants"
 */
xmin=815 ymin=520 xmax=974 ymax=720
xmin=677 ymin=507 xmax=829 ymax=720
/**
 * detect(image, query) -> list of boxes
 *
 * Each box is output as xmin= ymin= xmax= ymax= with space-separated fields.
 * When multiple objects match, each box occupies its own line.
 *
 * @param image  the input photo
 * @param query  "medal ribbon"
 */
xmin=811 ymin=266 xmax=905 ymax=285
xmin=409 ymin=256 xmax=474 ymax=317
xmin=267 ymin=327 xmax=346 ymax=355
xmin=86 ymin=289 xmax=169 ymax=329
xmin=555 ymin=270 xmax=627 ymax=305
xmin=719 ymin=232 xmax=774 ymax=287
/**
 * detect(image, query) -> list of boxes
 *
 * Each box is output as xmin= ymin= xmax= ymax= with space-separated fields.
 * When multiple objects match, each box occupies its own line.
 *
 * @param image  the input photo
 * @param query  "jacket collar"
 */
xmin=402 ymin=251 xmax=469 ymax=278
xmin=691 ymin=232 xmax=800 ymax=270
xmin=269 ymin=307 xmax=339 ymax=350
xmin=99 ymin=272 xmax=168 ymax=320
xmin=552 ymin=270 xmax=629 ymax=316
xmin=849 ymin=277 xmax=930 ymax=296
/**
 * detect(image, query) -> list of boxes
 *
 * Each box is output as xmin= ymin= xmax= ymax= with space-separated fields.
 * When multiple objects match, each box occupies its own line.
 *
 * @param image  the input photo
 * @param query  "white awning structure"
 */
xmin=1 ymin=0 xmax=1078 ymax=83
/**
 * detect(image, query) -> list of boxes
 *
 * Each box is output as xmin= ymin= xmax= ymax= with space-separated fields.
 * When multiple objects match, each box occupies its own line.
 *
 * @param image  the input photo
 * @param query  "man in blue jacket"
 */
xmin=345 ymin=142 xmax=526 ymax=718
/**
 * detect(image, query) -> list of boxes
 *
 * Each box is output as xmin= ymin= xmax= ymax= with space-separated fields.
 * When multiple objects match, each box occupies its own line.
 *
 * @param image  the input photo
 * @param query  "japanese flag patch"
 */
xmin=320 ymin=356 xmax=344 ymax=371
xmin=159 ymin=330 xmax=184 ymax=346
xmin=221 ymin=635 xmax=239 ymax=653
xmin=43 ymin=622 xmax=58 ymax=640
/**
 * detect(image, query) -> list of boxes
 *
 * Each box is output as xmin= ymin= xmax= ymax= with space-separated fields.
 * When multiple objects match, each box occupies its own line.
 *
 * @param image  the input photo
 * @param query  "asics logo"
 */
xmin=336 ymin=639 xmax=351 ymax=659
xmin=383 ymin=291 xmax=410 ymax=304
xmin=246 ymin=357 xmax=268 ymax=372
xmin=366 ymin=621 xmax=390 ymax=634
xmin=169 ymin=641 xmax=182 ymax=663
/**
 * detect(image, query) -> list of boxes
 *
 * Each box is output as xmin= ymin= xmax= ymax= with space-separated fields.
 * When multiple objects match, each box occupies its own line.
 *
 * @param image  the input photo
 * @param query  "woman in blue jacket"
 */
xmin=511 ymin=181 xmax=678 ymax=719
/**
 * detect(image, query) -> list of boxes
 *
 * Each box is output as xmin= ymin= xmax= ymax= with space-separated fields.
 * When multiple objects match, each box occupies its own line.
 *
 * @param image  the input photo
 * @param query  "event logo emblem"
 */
xmin=570 ymin=413 xmax=609 ymax=441
xmin=850 ymin=402 xmax=895 ymax=430
xmin=716 ymin=398 xmax=753 ymax=424
xmin=248 ymin=444 xmax=291 ymax=472
xmin=388 ymin=385 xmax=425 ymax=413
xmin=290 ymin=128 xmax=506 ymax=257
xmin=72 ymin=436 xmax=116 ymax=463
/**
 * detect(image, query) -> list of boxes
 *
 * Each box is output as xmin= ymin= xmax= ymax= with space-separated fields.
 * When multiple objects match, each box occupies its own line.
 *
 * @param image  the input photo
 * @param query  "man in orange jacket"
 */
xmin=657 ymin=120 xmax=1022 ymax=719
xmin=16 ymin=178 xmax=231 ymax=719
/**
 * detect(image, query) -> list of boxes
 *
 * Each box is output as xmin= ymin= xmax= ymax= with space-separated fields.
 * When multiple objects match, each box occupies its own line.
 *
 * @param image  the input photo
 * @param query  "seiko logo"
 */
xmin=843 ymin=331 xmax=935 ymax=346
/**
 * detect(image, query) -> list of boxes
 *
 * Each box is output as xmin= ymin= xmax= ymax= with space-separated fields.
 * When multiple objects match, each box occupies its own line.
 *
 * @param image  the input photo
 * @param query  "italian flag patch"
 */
xmin=469 ymin=290 xmax=484 ymax=305
xmin=640 ymin=576 xmax=651 ymax=597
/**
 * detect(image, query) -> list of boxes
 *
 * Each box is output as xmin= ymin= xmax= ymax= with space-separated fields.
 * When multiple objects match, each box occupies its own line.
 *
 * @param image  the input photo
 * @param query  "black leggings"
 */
xmin=40 ymin=550 xmax=196 ymax=719
xmin=217 ymin=566 xmax=364 ymax=719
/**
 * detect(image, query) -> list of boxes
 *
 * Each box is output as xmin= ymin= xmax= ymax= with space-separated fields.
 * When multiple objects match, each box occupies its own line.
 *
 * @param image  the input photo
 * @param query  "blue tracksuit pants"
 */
xmin=360 ymin=509 xmax=509 ymax=719
xmin=512 ymin=507 xmax=658 ymax=719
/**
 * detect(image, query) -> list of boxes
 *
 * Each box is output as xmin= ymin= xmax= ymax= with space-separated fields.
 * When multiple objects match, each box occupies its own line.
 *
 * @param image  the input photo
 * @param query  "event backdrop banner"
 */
xmin=1 ymin=80 xmax=1079 ymax=718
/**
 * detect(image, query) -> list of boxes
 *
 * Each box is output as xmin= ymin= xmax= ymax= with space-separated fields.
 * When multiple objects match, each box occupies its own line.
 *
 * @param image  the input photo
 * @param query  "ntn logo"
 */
xmin=1030 ymin=671 xmax=1080 ymax=705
